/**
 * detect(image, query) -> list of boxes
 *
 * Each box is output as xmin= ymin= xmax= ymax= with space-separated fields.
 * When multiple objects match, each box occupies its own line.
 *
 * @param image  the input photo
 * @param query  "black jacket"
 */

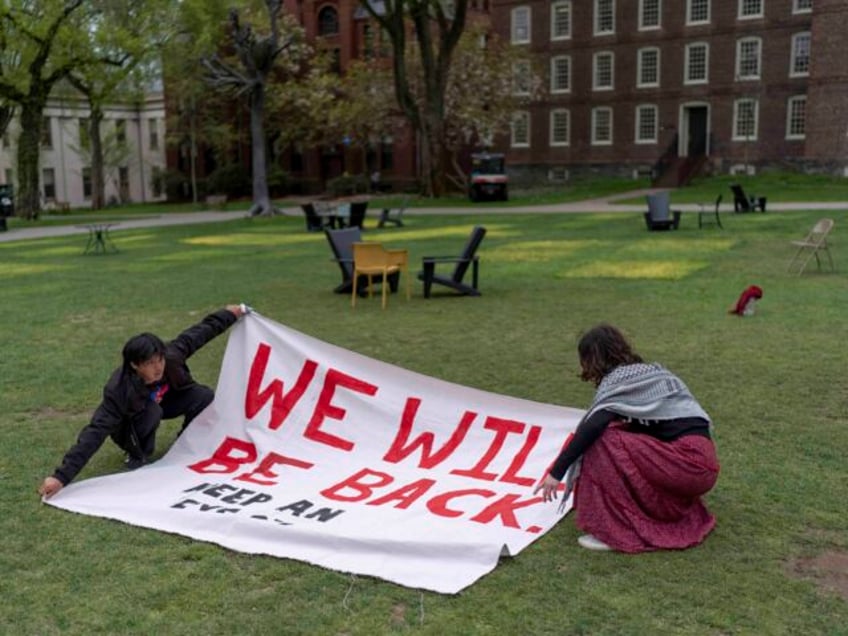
xmin=53 ymin=309 xmax=238 ymax=485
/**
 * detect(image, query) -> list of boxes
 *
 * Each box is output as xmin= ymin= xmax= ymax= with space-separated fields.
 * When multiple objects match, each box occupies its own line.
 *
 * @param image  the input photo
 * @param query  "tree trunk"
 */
xmin=247 ymin=84 xmax=276 ymax=216
xmin=16 ymin=101 xmax=44 ymax=220
xmin=89 ymin=106 xmax=106 ymax=210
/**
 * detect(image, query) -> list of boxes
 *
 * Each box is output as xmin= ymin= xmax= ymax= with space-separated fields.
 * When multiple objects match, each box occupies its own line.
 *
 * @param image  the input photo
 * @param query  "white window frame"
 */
xmin=732 ymin=98 xmax=759 ymax=141
xmin=735 ymin=37 xmax=762 ymax=80
xmin=738 ymin=0 xmax=763 ymax=20
xmin=550 ymin=55 xmax=572 ymax=93
xmin=639 ymin=0 xmax=661 ymax=30
xmin=637 ymin=47 xmax=661 ymax=88
xmin=511 ymin=111 xmax=531 ymax=147
xmin=591 ymin=107 xmax=613 ymax=145
xmin=790 ymin=32 xmax=811 ymax=77
xmin=511 ymin=6 xmax=531 ymax=44
xmin=686 ymin=0 xmax=710 ymax=25
xmin=551 ymin=1 xmax=572 ymax=41
xmin=594 ymin=0 xmax=615 ymax=36
xmin=512 ymin=61 xmax=531 ymax=96
xmin=635 ymin=104 xmax=659 ymax=144
xmin=786 ymin=95 xmax=807 ymax=140
xmin=793 ymin=0 xmax=812 ymax=14
xmin=593 ymin=51 xmax=615 ymax=91
xmin=550 ymin=109 xmax=570 ymax=146
xmin=684 ymin=42 xmax=709 ymax=85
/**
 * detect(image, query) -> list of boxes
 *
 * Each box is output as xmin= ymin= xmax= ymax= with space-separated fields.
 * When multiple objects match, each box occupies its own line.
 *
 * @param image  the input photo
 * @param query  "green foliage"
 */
xmin=327 ymin=173 xmax=369 ymax=197
xmin=206 ymin=163 xmax=250 ymax=198
xmin=1 ymin=204 xmax=847 ymax=634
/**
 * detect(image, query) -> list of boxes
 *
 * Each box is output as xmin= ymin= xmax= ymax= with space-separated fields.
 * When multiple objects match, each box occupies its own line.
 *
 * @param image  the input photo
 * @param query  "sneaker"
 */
xmin=577 ymin=534 xmax=612 ymax=551
xmin=125 ymin=454 xmax=147 ymax=470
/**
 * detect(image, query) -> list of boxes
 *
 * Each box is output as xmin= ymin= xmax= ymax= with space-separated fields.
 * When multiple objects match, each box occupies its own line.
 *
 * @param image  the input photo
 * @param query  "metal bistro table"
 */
xmin=78 ymin=222 xmax=119 ymax=254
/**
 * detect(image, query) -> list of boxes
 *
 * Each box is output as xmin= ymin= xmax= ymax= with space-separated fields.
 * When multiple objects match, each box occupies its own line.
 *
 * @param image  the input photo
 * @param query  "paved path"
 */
xmin=1 ymin=191 xmax=846 ymax=243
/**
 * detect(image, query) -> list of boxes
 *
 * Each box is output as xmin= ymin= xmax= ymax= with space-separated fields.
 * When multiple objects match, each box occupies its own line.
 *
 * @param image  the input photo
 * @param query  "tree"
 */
xmin=201 ymin=0 xmax=308 ymax=216
xmin=0 ymin=1 xmax=90 ymax=219
xmin=439 ymin=25 xmax=543 ymax=189
xmin=325 ymin=61 xmax=397 ymax=172
xmin=362 ymin=0 xmax=469 ymax=197
xmin=65 ymin=0 xmax=175 ymax=209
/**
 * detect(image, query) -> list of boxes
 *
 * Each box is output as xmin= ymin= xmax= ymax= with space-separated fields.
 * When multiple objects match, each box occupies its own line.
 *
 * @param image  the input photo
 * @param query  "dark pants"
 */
xmin=112 ymin=384 xmax=214 ymax=459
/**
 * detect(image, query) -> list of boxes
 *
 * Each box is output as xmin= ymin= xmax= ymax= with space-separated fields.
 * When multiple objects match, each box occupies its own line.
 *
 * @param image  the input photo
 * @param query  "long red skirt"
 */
xmin=574 ymin=424 xmax=720 ymax=553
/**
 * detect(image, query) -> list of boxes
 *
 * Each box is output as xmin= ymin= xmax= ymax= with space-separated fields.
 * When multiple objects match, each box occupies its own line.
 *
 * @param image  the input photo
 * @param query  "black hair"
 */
xmin=122 ymin=333 xmax=166 ymax=370
xmin=577 ymin=324 xmax=643 ymax=386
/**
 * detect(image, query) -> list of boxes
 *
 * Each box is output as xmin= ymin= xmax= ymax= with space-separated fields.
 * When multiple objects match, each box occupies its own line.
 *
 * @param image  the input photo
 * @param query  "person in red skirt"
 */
xmin=535 ymin=324 xmax=720 ymax=552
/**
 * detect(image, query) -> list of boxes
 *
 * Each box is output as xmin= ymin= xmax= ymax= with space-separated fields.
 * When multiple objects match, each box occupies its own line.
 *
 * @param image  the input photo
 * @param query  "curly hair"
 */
xmin=577 ymin=324 xmax=643 ymax=386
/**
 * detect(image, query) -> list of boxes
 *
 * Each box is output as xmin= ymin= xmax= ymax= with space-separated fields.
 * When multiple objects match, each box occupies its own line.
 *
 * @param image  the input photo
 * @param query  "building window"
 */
xmin=593 ymin=51 xmax=614 ymax=90
xmin=786 ymin=95 xmax=806 ymax=139
xmin=594 ymin=0 xmax=615 ymax=35
xmin=551 ymin=1 xmax=571 ymax=40
xmin=115 ymin=119 xmax=126 ymax=145
xmin=149 ymin=118 xmax=159 ymax=150
xmin=736 ymin=37 xmax=762 ymax=80
xmin=790 ymin=32 xmax=811 ymax=77
xmin=78 ymin=118 xmax=90 ymax=149
xmin=738 ymin=0 xmax=763 ymax=19
xmin=639 ymin=0 xmax=661 ymax=29
xmin=550 ymin=56 xmax=571 ymax=93
xmin=637 ymin=47 xmax=660 ymax=87
xmin=635 ymin=105 xmax=658 ymax=143
xmin=550 ymin=109 xmax=570 ymax=146
xmin=152 ymin=166 xmax=163 ymax=197
xmin=591 ymin=107 xmax=613 ymax=145
xmin=513 ymin=61 xmax=531 ymax=95
xmin=42 ymin=167 xmax=56 ymax=201
xmin=317 ymin=7 xmax=339 ymax=36
xmin=82 ymin=167 xmax=92 ymax=199
xmin=4 ymin=169 xmax=12 ymax=186
xmin=733 ymin=99 xmax=759 ymax=140
xmin=511 ymin=6 xmax=531 ymax=44
xmin=41 ymin=117 xmax=52 ymax=148
xmin=511 ymin=111 xmax=530 ymax=147
xmin=119 ymin=166 xmax=130 ymax=201
xmin=686 ymin=0 xmax=710 ymax=24
xmin=684 ymin=42 xmax=709 ymax=84
xmin=793 ymin=0 xmax=812 ymax=13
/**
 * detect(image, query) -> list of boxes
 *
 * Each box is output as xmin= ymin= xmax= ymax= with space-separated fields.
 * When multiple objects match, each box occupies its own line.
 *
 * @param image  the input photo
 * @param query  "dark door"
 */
xmin=688 ymin=106 xmax=708 ymax=156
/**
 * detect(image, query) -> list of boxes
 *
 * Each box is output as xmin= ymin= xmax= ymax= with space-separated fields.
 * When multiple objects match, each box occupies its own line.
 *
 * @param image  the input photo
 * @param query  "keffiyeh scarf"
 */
xmin=559 ymin=363 xmax=711 ymax=512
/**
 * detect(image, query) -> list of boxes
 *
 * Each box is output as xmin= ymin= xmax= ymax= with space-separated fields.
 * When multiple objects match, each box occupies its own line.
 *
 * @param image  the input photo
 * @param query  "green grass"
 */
xmin=1 ymin=206 xmax=847 ymax=634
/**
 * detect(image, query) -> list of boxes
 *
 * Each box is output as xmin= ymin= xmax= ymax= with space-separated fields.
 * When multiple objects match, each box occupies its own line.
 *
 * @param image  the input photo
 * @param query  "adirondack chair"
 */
xmin=325 ymin=227 xmax=398 ymax=294
xmin=301 ymin=203 xmax=328 ymax=232
xmin=643 ymin=191 xmax=681 ymax=231
xmin=418 ymin=226 xmax=487 ymax=298
xmin=377 ymin=196 xmax=409 ymax=228
xmin=730 ymin=184 xmax=766 ymax=213
xmin=347 ymin=201 xmax=368 ymax=229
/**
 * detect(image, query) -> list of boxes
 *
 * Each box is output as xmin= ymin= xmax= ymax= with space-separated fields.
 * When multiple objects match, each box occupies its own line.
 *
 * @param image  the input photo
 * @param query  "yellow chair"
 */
xmin=352 ymin=242 xmax=410 ymax=309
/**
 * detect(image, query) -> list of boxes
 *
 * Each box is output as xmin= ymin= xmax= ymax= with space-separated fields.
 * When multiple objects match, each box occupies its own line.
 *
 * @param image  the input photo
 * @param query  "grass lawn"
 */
xmin=1 ymin=206 xmax=846 ymax=634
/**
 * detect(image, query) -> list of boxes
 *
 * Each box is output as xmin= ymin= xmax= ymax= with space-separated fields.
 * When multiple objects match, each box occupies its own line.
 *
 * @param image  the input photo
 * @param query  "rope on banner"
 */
xmin=419 ymin=592 xmax=425 ymax=625
xmin=342 ymin=574 xmax=357 ymax=611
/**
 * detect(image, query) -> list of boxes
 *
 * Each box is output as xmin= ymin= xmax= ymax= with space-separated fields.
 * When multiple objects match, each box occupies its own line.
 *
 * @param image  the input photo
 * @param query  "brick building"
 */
xmin=493 ymin=0 xmax=848 ymax=185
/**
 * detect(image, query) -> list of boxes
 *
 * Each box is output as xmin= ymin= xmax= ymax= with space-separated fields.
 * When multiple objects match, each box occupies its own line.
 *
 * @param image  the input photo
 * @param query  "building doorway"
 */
xmin=680 ymin=104 xmax=710 ymax=157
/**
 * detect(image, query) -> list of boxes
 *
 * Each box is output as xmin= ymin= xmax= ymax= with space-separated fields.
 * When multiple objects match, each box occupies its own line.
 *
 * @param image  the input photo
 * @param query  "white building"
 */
xmin=0 ymin=91 xmax=167 ymax=209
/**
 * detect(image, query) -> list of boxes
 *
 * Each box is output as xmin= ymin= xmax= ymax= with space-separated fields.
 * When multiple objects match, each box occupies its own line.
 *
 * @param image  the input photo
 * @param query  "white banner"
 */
xmin=48 ymin=313 xmax=583 ymax=593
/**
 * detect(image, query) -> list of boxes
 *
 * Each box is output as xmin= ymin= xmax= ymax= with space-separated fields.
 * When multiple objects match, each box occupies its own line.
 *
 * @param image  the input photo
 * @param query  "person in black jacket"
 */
xmin=38 ymin=305 xmax=248 ymax=499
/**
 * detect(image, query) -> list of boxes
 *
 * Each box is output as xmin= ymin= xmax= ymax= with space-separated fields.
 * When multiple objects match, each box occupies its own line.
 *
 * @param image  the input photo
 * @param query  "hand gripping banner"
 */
xmin=47 ymin=313 xmax=583 ymax=593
